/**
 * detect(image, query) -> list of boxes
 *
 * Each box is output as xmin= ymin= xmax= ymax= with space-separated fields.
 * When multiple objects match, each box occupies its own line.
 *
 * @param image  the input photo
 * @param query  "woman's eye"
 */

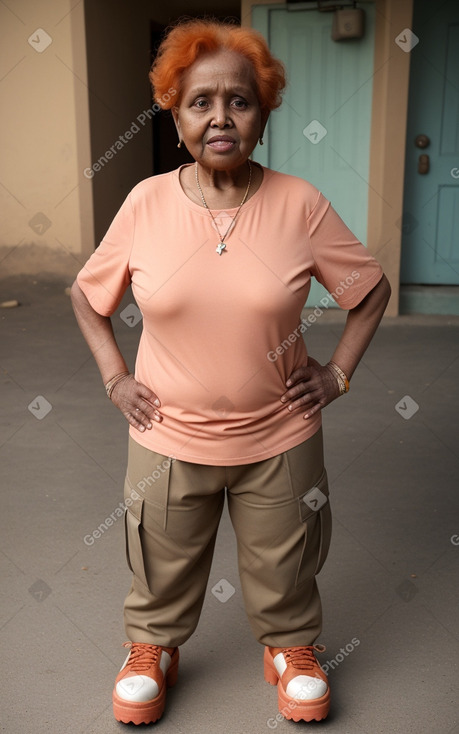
xmin=232 ymin=98 xmax=248 ymax=109
xmin=194 ymin=99 xmax=208 ymax=109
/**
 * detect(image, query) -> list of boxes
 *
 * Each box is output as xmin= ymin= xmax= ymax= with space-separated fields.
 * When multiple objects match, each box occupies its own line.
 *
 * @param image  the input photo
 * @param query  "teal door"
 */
xmin=252 ymin=4 xmax=375 ymax=306
xmin=401 ymin=0 xmax=459 ymax=285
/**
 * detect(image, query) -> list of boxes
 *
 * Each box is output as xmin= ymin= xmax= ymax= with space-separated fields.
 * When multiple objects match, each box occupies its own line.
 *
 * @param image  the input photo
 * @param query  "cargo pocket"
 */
xmin=295 ymin=468 xmax=332 ymax=589
xmin=124 ymin=494 xmax=149 ymax=591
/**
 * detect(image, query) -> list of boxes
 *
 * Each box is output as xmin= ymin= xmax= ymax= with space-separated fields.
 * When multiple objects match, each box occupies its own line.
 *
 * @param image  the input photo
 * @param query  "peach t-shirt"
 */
xmin=77 ymin=164 xmax=383 ymax=465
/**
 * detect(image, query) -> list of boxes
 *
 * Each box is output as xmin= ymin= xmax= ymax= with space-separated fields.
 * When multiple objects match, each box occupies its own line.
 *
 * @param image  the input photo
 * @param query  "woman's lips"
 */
xmin=207 ymin=137 xmax=236 ymax=152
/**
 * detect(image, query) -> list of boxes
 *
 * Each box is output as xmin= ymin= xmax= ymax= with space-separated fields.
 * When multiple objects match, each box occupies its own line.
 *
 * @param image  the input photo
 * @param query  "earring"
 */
xmin=177 ymin=140 xmax=182 ymax=149
xmin=259 ymin=137 xmax=264 ymax=146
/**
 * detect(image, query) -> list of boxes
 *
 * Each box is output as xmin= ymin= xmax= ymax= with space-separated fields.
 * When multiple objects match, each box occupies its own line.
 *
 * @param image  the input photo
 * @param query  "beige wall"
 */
xmin=243 ymin=0 xmax=413 ymax=316
xmin=367 ymin=0 xmax=413 ymax=316
xmin=0 ymin=0 xmax=93 ymax=281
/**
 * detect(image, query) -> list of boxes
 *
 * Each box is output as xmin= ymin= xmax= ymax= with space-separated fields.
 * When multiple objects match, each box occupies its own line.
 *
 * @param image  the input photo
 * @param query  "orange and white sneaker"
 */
xmin=264 ymin=644 xmax=330 ymax=722
xmin=112 ymin=642 xmax=179 ymax=725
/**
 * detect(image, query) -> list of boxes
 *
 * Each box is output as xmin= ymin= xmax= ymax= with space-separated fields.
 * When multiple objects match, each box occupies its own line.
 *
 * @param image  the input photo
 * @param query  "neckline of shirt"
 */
xmin=171 ymin=162 xmax=267 ymax=215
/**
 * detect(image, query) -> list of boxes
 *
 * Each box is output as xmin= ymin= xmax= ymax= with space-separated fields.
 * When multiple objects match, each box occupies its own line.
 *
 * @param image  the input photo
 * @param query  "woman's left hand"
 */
xmin=280 ymin=356 xmax=342 ymax=419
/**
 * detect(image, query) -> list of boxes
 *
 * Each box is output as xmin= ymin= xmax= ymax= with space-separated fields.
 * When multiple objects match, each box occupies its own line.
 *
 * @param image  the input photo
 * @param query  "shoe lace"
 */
xmin=122 ymin=641 xmax=161 ymax=673
xmin=282 ymin=644 xmax=326 ymax=671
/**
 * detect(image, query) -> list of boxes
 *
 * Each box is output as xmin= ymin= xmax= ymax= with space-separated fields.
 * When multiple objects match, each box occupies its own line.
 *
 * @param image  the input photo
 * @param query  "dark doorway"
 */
xmin=150 ymin=23 xmax=195 ymax=174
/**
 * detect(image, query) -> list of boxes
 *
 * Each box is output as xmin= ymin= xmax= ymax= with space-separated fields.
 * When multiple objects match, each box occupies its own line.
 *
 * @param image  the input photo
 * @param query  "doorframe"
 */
xmin=242 ymin=0 xmax=414 ymax=316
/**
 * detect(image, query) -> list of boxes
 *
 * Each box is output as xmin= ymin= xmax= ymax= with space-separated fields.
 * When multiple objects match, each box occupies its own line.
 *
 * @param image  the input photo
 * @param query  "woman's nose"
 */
xmin=211 ymin=102 xmax=231 ymax=127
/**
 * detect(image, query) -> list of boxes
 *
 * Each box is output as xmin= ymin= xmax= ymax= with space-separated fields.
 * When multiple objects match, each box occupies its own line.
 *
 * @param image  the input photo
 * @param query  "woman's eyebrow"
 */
xmin=185 ymin=85 xmax=252 ymax=97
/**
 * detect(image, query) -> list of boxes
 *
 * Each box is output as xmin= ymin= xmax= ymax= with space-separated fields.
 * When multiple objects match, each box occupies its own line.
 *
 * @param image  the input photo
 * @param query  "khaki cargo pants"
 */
xmin=122 ymin=428 xmax=331 ymax=648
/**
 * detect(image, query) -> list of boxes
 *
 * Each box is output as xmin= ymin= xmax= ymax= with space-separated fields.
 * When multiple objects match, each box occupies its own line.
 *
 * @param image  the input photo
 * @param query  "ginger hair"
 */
xmin=150 ymin=18 xmax=286 ymax=112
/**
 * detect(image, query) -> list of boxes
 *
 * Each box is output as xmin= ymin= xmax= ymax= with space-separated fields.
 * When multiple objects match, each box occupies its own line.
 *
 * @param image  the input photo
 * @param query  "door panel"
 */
xmin=440 ymin=23 xmax=459 ymax=156
xmin=252 ymin=4 xmax=375 ymax=306
xmin=436 ymin=187 xmax=459 ymax=266
xmin=401 ymin=0 xmax=459 ymax=284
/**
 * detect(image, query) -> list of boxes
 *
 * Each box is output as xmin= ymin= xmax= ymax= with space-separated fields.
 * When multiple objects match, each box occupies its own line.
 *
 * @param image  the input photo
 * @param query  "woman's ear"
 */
xmin=171 ymin=106 xmax=181 ymax=139
xmin=260 ymin=108 xmax=270 ymax=139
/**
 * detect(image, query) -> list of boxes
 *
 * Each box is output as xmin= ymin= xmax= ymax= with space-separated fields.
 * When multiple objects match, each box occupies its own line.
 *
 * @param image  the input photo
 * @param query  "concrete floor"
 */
xmin=1 ymin=276 xmax=459 ymax=734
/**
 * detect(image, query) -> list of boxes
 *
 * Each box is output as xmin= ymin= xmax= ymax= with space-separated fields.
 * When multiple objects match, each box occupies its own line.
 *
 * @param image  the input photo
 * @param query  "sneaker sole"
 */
xmin=112 ymin=650 xmax=179 ymax=725
xmin=263 ymin=647 xmax=330 ymax=722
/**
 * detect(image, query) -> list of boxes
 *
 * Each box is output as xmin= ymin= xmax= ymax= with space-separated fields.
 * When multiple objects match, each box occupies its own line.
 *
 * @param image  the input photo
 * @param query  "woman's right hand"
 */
xmin=110 ymin=374 xmax=162 ymax=432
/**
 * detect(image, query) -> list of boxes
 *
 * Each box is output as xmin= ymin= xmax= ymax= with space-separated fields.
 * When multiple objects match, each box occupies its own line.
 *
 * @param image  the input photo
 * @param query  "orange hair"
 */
xmin=150 ymin=18 xmax=286 ymax=112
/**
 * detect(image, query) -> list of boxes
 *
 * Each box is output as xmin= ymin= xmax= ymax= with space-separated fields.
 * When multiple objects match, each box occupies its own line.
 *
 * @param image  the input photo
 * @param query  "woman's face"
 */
xmin=172 ymin=49 xmax=268 ymax=170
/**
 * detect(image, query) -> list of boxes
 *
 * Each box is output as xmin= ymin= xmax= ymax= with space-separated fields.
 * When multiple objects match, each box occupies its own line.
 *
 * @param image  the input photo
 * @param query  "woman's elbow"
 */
xmin=70 ymin=279 xmax=82 ymax=304
xmin=70 ymin=279 xmax=88 ymax=313
xmin=380 ymin=274 xmax=392 ymax=306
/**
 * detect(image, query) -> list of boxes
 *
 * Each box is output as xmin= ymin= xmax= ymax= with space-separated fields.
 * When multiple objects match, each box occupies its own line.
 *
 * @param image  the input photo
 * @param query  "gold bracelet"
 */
xmin=327 ymin=361 xmax=350 ymax=395
xmin=105 ymin=371 xmax=130 ymax=399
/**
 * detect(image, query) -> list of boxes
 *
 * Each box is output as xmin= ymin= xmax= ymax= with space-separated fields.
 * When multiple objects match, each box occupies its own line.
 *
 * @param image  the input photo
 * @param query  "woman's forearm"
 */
xmin=329 ymin=274 xmax=391 ymax=381
xmin=70 ymin=281 xmax=129 ymax=384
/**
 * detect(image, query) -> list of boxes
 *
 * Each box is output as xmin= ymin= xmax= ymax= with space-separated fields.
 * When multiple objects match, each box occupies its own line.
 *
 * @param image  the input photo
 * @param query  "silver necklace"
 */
xmin=195 ymin=160 xmax=252 ymax=255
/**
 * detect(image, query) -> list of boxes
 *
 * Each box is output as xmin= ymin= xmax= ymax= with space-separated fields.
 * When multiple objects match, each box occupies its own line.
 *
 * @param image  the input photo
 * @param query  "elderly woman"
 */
xmin=71 ymin=18 xmax=390 ymax=726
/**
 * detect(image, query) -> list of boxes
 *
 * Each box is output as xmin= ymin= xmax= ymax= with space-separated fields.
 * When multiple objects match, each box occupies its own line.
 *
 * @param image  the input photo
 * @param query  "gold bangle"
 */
xmin=105 ymin=371 xmax=130 ymax=399
xmin=327 ymin=361 xmax=350 ymax=394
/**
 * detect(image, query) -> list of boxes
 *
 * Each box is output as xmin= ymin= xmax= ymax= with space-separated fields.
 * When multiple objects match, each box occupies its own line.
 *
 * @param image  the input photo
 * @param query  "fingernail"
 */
xmin=280 ymin=396 xmax=286 ymax=403
xmin=147 ymin=422 xmax=152 ymax=429
xmin=139 ymin=425 xmax=145 ymax=432
xmin=154 ymin=399 xmax=160 ymax=407
xmin=286 ymin=381 xmax=291 ymax=387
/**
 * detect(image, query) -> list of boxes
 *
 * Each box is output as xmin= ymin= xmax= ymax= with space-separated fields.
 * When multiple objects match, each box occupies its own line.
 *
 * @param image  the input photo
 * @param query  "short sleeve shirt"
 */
xmin=77 ymin=165 xmax=383 ymax=465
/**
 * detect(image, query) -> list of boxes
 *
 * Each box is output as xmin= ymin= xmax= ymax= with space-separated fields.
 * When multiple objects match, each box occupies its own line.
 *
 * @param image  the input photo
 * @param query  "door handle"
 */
xmin=418 ymin=153 xmax=429 ymax=175
xmin=415 ymin=135 xmax=430 ymax=175
xmin=415 ymin=134 xmax=430 ymax=149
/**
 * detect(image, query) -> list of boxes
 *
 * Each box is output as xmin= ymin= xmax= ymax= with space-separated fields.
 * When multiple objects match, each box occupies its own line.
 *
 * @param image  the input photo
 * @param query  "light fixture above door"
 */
xmin=286 ymin=0 xmax=366 ymax=41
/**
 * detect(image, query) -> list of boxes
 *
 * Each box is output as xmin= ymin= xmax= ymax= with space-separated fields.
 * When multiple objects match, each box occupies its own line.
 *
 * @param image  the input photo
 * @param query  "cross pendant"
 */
xmin=216 ymin=242 xmax=226 ymax=255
